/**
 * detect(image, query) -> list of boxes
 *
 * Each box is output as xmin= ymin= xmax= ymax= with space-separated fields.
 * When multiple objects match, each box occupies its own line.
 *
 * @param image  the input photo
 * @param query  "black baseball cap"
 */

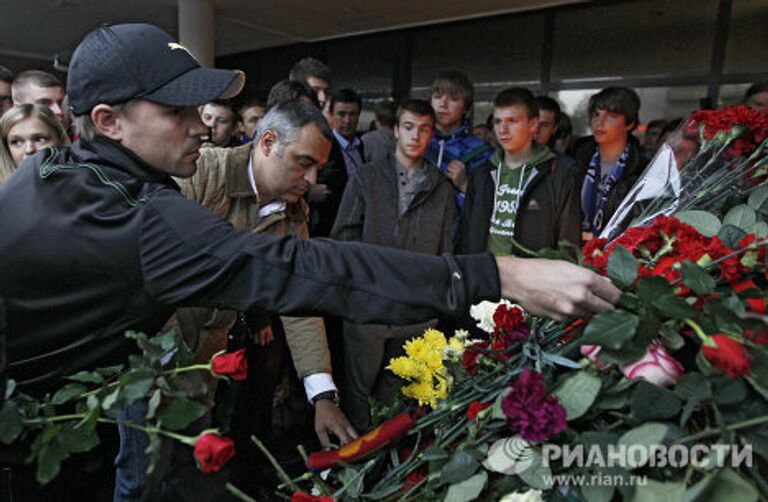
xmin=67 ymin=23 xmax=245 ymax=115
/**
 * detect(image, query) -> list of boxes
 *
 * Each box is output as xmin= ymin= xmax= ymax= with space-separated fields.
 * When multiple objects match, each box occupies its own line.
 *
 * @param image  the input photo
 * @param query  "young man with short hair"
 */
xmin=237 ymin=96 xmax=266 ymax=142
xmin=458 ymin=87 xmax=582 ymax=255
xmin=331 ymin=99 xmax=456 ymax=431
xmin=573 ymin=86 xmax=647 ymax=241
xmin=200 ymin=99 xmax=240 ymax=148
xmin=289 ymin=57 xmax=332 ymax=110
xmin=534 ymin=96 xmax=561 ymax=148
xmin=11 ymin=69 xmax=67 ymax=127
xmin=425 ymin=70 xmax=492 ymax=212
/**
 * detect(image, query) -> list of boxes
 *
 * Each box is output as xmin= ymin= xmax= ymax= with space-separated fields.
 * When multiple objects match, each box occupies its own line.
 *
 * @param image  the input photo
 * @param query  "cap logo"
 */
xmin=167 ymin=42 xmax=193 ymax=58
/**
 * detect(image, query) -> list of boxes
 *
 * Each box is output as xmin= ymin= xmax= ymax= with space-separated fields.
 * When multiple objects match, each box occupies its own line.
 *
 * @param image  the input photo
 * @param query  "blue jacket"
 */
xmin=425 ymin=122 xmax=493 ymax=212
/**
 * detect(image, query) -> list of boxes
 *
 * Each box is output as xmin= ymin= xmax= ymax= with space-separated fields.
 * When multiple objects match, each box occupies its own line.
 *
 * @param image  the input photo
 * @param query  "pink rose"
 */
xmin=580 ymin=344 xmax=611 ymax=370
xmin=619 ymin=343 xmax=683 ymax=387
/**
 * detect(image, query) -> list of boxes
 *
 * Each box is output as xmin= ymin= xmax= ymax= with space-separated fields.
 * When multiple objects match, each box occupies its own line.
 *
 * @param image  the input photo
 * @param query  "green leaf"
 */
xmin=441 ymin=451 xmax=479 ymax=484
xmin=119 ymin=370 xmax=156 ymax=406
xmin=659 ymin=324 xmax=685 ymax=351
xmin=51 ymin=383 xmax=87 ymax=406
xmin=598 ymin=339 xmax=649 ymax=366
xmin=747 ymin=221 xmax=768 ymax=239
xmin=157 ymin=396 xmax=208 ymax=431
xmin=582 ymin=310 xmax=639 ymax=350
xmin=676 ymin=210 xmax=721 ymax=237
xmin=713 ymin=377 xmax=748 ymax=406
xmin=630 ymin=381 xmax=682 ymax=420
xmin=516 ymin=448 xmax=553 ymax=490
xmin=717 ymin=224 xmax=748 ymax=249
xmin=723 ymin=204 xmax=757 ymax=231
xmin=151 ymin=330 xmax=179 ymax=353
xmin=618 ymin=423 xmax=669 ymax=468
xmin=680 ymin=260 xmax=716 ymax=296
xmin=607 ymin=244 xmax=639 ymax=289
xmin=553 ymin=372 xmax=602 ymax=421
xmin=674 ymin=373 xmax=711 ymax=401
xmin=690 ymin=468 xmax=760 ymax=502
xmin=58 ymin=423 xmax=100 ymax=454
xmin=653 ymin=293 xmax=698 ymax=319
xmin=747 ymin=184 xmax=768 ymax=213
xmin=443 ymin=471 xmax=487 ymax=502
xmin=66 ymin=371 xmax=105 ymax=385
xmin=582 ymin=484 xmax=615 ymax=502
xmin=0 ymin=402 xmax=24 ymax=444
xmin=95 ymin=364 xmax=125 ymax=378
xmin=337 ymin=466 xmax=365 ymax=498
xmin=36 ymin=440 xmax=69 ymax=484
xmin=637 ymin=276 xmax=674 ymax=304
xmin=630 ymin=479 xmax=685 ymax=502
xmin=146 ymin=389 xmax=162 ymax=420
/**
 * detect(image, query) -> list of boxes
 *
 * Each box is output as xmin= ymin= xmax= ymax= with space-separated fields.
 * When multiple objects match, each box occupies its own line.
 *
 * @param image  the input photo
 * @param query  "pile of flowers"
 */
xmin=277 ymin=106 xmax=768 ymax=501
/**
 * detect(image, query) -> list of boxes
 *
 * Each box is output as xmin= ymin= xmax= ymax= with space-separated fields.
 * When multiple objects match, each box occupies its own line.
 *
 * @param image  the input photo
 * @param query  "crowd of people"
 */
xmin=0 ymin=21 xmax=766 ymax=501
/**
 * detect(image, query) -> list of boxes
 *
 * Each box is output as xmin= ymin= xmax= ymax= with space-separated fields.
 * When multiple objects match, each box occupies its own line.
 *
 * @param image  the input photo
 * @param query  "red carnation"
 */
xmin=744 ymin=329 xmax=768 ymax=345
xmin=702 ymin=334 xmax=752 ymax=378
xmin=193 ymin=433 xmax=236 ymax=473
xmin=462 ymin=342 xmax=489 ymax=375
xmin=211 ymin=349 xmax=248 ymax=380
xmin=466 ymin=401 xmax=492 ymax=420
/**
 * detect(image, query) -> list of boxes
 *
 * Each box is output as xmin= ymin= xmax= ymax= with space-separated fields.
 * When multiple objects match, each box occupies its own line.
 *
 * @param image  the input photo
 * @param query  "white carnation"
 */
xmin=469 ymin=299 xmax=513 ymax=334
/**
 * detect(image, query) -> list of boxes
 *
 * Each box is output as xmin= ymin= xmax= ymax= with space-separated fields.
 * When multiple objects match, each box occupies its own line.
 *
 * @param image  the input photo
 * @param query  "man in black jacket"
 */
xmin=0 ymin=24 xmax=619 ymax=500
xmin=458 ymin=88 xmax=582 ymax=256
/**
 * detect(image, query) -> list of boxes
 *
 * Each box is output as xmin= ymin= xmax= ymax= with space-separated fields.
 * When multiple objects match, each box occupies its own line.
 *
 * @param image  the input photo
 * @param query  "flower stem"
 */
xmin=251 ymin=435 xmax=299 ymax=492
xmin=163 ymin=363 xmax=212 ymax=377
xmin=674 ymin=414 xmax=768 ymax=444
xmin=683 ymin=319 xmax=710 ymax=344
xmin=24 ymin=414 xmax=197 ymax=444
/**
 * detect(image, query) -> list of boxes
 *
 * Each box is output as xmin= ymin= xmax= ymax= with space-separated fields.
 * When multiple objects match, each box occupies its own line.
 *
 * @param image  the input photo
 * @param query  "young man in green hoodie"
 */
xmin=457 ymin=87 xmax=582 ymax=256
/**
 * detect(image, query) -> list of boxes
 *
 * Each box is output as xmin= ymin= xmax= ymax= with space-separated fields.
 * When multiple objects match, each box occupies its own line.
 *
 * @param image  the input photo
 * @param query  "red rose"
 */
xmin=193 ymin=433 xmax=235 ymax=473
xmin=292 ymin=492 xmax=335 ymax=502
xmin=466 ymin=401 xmax=492 ymax=420
xmin=702 ymin=334 xmax=752 ymax=378
xmin=211 ymin=348 xmax=248 ymax=380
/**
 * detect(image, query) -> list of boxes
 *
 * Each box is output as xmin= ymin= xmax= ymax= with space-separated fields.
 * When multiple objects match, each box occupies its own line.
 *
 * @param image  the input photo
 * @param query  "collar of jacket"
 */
xmin=383 ymin=152 xmax=444 ymax=195
xmin=433 ymin=121 xmax=471 ymax=141
xmin=76 ymin=135 xmax=181 ymax=189
xmin=222 ymin=143 xmax=256 ymax=199
xmin=490 ymin=143 xmax=555 ymax=169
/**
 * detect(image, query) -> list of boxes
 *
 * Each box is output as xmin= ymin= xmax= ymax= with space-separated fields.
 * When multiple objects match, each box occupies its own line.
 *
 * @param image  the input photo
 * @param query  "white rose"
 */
xmin=500 ymin=489 xmax=544 ymax=502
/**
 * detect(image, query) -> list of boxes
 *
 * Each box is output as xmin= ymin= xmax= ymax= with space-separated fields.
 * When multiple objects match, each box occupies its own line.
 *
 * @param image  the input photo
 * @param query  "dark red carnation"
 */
xmin=194 ymin=433 xmax=236 ymax=473
xmin=462 ymin=341 xmax=489 ymax=375
xmin=501 ymin=369 xmax=567 ymax=443
xmin=493 ymin=304 xmax=525 ymax=336
xmin=211 ymin=348 xmax=248 ymax=380
xmin=702 ymin=334 xmax=752 ymax=378
xmin=744 ymin=329 xmax=768 ymax=345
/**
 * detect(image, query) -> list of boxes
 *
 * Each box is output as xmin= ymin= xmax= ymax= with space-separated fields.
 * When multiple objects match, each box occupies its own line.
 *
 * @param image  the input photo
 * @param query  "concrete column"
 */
xmin=178 ymin=0 xmax=215 ymax=67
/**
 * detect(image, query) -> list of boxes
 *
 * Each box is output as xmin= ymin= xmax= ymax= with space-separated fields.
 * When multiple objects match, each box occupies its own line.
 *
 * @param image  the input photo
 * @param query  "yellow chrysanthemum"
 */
xmin=423 ymin=328 xmax=447 ymax=350
xmin=386 ymin=356 xmax=420 ymax=379
xmin=404 ymin=337 xmax=427 ymax=360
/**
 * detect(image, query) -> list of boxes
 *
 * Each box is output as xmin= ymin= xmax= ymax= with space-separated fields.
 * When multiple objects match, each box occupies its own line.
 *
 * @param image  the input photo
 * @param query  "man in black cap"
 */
xmin=0 ymin=23 xmax=619 ymax=500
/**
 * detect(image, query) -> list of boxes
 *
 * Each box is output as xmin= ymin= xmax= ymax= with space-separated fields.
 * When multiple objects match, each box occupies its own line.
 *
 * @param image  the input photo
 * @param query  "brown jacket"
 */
xmin=174 ymin=143 xmax=331 ymax=378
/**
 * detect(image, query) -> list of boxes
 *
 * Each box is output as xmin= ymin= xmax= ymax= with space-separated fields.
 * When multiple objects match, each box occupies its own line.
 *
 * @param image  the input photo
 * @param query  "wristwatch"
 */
xmin=311 ymin=390 xmax=341 ymax=407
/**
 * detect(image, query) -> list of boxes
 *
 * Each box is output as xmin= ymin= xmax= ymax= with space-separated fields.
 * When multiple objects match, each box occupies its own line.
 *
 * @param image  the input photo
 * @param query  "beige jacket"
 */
xmin=173 ymin=143 xmax=331 ymax=378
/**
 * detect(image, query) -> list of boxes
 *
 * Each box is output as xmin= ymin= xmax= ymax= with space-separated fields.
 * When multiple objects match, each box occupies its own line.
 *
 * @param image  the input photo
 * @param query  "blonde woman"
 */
xmin=0 ymin=104 xmax=69 ymax=185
